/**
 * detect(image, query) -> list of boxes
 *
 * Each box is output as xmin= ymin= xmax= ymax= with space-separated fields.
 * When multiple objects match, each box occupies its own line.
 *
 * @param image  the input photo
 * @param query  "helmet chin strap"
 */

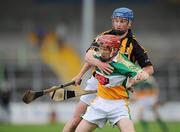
xmin=100 ymin=57 xmax=111 ymax=62
xmin=112 ymin=29 xmax=127 ymax=36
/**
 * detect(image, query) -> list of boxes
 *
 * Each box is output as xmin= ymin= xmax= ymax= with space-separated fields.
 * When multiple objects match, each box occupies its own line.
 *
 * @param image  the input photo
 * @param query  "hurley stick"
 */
xmin=22 ymin=81 xmax=75 ymax=104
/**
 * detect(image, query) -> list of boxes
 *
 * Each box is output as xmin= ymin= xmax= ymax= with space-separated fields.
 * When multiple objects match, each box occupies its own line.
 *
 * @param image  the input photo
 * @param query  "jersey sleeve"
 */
xmin=112 ymin=59 xmax=142 ymax=78
xmin=132 ymin=40 xmax=152 ymax=68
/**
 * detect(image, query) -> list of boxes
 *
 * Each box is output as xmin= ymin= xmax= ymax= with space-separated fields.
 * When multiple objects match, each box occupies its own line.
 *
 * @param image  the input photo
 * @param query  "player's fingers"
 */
xmin=72 ymin=79 xmax=78 ymax=86
xmin=108 ymin=65 xmax=114 ymax=70
xmin=102 ymin=68 xmax=112 ymax=75
xmin=103 ymin=65 xmax=114 ymax=75
xmin=102 ymin=70 xmax=110 ymax=75
xmin=103 ymin=63 xmax=114 ymax=70
xmin=105 ymin=69 xmax=112 ymax=75
xmin=143 ymin=72 xmax=149 ymax=80
xmin=74 ymin=79 xmax=82 ymax=86
xmin=100 ymin=68 xmax=109 ymax=75
xmin=127 ymin=87 xmax=134 ymax=93
xmin=137 ymin=71 xmax=149 ymax=80
xmin=99 ymin=67 xmax=109 ymax=75
xmin=77 ymin=79 xmax=82 ymax=85
xmin=136 ymin=73 xmax=142 ymax=80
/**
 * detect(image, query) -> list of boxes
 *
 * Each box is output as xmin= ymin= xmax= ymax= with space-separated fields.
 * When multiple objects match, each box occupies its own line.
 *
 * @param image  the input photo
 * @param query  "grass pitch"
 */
xmin=0 ymin=122 xmax=179 ymax=132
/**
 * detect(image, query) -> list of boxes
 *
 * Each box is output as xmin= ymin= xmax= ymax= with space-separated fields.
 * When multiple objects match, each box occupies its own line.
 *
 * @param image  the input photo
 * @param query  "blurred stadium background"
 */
xmin=0 ymin=0 xmax=180 ymax=132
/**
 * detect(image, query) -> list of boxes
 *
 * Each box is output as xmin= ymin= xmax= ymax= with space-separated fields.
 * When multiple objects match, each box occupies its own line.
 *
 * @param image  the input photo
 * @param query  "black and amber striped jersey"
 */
xmin=87 ymin=29 xmax=152 ymax=68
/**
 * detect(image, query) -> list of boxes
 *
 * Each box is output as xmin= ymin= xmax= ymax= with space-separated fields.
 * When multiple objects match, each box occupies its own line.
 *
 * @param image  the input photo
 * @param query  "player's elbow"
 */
xmin=84 ymin=53 xmax=89 ymax=62
xmin=143 ymin=65 xmax=154 ymax=76
xmin=85 ymin=49 xmax=94 ymax=63
xmin=149 ymin=65 xmax=154 ymax=75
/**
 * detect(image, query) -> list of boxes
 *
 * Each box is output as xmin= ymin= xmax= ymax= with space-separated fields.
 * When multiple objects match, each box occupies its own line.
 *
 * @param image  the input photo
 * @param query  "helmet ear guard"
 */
xmin=110 ymin=48 xmax=114 ymax=58
xmin=128 ymin=20 xmax=132 ymax=27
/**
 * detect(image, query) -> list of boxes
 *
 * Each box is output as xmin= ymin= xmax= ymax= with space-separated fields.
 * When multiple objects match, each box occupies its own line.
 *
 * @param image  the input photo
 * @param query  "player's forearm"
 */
xmin=72 ymin=62 xmax=92 ymax=86
xmin=129 ymin=70 xmax=149 ymax=87
xmin=85 ymin=49 xmax=100 ymax=66
xmin=142 ymin=65 xmax=154 ymax=76
xmin=127 ymin=71 xmax=148 ymax=88
xmin=77 ymin=62 xmax=92 ymax=78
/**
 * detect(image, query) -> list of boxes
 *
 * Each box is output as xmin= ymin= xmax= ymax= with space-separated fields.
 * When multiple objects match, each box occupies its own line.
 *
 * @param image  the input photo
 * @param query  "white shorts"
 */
xmin=82 ymin=97 xmax=131 ymax=128
xmin=80 ymin=76 xmax=98 ymax=105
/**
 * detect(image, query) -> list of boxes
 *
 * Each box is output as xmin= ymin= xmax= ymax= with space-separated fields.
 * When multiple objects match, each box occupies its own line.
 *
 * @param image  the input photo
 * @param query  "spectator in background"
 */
xmin=28 ymin=26 xmax=47 ymax=48
xmin=133 ymin=76 xmax=169 ymax=132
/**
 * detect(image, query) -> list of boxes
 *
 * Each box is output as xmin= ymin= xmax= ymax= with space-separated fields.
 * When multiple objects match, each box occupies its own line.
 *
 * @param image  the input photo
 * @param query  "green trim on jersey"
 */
xmin=94 ymin=53 xmax=142 ymax=91
xmin=95 ymin=53 xmax=141 ymax=77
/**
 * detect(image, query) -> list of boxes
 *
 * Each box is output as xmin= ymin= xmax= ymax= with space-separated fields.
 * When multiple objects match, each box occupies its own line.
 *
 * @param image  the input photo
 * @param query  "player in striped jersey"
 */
xmin=75 ymin=34 xmax=149 ymax=132
xmin=63 ymin=7 xmax=154 ymax=132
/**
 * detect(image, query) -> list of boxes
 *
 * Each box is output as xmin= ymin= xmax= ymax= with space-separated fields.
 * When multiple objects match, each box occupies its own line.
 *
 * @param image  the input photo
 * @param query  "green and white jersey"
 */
xmin=95 ymin=53 xmax=142 ymax=88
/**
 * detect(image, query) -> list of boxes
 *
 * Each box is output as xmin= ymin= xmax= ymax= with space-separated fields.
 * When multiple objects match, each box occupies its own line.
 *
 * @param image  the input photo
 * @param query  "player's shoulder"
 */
xmin=127 ymin=29 xmax=139 ymax=44
xmin=99 ymin=29 xmax=113 ymax=35
xmin=128 ymin=30 xmax=146 ymax=47
xmin=93 ymin=29 xmax=113 ymax=42
xmin=127 ymin=30 xmax=148 ymax=53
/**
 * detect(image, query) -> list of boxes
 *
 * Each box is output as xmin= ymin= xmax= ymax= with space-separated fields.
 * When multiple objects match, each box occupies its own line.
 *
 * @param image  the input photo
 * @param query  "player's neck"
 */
xmin=120 ymin=30 xmax=128 ymax=39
